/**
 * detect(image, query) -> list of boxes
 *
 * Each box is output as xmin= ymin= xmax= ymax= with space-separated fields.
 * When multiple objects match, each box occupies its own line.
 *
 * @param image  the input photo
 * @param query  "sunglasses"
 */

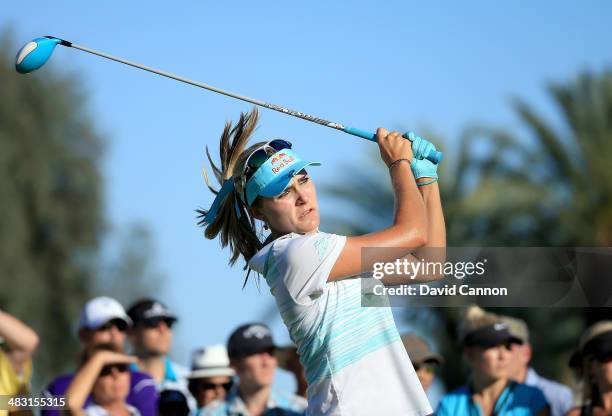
xmin=413 ymin=362 xmax=437 ymax=374
xmin=99 ymin=363 xmax=129 ymax=377
xmin=197 ymin=380 xmax=233 ymax=391
xmin=96 ymin=319 xmax=128 ymax=332
xmin=141 ymin=317 xmax=176 ymax=329
xmin=243 ymin=139 xmax=293 ymax=184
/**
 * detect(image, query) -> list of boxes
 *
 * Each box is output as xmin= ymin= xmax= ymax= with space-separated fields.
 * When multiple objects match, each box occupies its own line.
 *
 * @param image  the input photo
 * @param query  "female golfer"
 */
xmin=199 ymin=108 xmax=445 ymax=415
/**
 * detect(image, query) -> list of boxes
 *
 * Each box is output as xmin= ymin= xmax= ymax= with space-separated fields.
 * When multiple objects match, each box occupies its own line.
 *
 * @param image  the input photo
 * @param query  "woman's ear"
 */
xmin=249 ymin=204 xmax=266 ymax=222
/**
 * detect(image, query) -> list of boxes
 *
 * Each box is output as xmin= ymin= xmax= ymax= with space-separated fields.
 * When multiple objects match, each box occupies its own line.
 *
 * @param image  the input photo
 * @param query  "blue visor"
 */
xmin=244 ymin=148 xmax=320 ymax=206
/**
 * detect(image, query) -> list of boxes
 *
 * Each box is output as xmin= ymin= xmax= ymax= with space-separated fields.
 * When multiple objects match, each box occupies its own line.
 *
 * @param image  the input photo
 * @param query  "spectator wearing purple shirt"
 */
xmin=42 ymin=297 xmax=158 ymax=416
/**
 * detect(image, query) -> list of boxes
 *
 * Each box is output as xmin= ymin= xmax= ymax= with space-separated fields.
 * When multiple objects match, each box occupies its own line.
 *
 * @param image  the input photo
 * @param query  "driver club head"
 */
xmin=15 ymin=36 xmax=64 ymax=74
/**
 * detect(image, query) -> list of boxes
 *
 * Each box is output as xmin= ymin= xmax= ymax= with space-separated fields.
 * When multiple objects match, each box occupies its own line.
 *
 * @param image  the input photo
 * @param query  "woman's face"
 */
xmin=253 ymin=172 xmax=320 ymax=236
xmin=591 ymin=355 xmax=612 ymax=390
xmin=465 ymin=344 xmax=512 ymax=381
xmin=91 ymin=364 xmax=131 ymax=407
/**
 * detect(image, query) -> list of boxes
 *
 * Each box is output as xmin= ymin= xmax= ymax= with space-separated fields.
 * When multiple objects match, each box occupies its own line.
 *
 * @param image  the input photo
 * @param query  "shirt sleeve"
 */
xmin=529 ymin=386 xmax=549 ymax=413
xmin=268 ymin=232 xmax=346 ymax=304
xmin=128 ymin=372 xmax=159 ymax=416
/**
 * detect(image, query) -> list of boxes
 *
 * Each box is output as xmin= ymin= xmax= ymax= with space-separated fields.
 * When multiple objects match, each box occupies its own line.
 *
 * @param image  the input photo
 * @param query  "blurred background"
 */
xmin=1 ymin=0 xmax=612 ymax=404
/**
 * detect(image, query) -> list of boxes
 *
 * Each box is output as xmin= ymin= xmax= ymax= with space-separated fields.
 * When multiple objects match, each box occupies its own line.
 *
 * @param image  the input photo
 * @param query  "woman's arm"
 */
xmin=329 ymin=128 xmax=428 ymax=282
xmin=0 ymin=310 xmax=39 ymax=372
xmin=65 ymin=351 xmax=136 ymax=413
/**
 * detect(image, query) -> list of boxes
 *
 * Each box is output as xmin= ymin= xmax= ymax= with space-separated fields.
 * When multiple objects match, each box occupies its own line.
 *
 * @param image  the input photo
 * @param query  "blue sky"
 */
xmin=4 ymin=0 xmax=612 ymax=393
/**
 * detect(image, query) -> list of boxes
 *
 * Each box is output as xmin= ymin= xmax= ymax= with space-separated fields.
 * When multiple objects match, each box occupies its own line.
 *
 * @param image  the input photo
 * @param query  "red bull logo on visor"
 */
xmin=271 ymin=153 xmax=295 ymax=174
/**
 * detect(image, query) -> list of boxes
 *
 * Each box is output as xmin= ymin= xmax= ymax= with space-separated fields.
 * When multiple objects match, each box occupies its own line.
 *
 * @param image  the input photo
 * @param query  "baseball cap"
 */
xmin=78 ymin=296 xmax=132 ymax=330
xmin=499 ymin=315 xmax=530 ymax=344
xmin=227 ymin=323 xmax=277 ymax=359
xmin=127 ymin=299 xmax=177 ymax=326
xmin=188 ymin=345 xmax=235 ymax=379
xmin=401 ymin=333 xmax=444 ymax=365
xmin=243 ymin=147 xmax=321 ymax=206
xmin=462 ymin=322 xmax=523 ymax=348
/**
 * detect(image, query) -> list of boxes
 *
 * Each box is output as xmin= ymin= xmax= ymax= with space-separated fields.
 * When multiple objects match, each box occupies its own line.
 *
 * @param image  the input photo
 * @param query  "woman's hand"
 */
xmin=376 ymin=128 xmax=414 ymax=167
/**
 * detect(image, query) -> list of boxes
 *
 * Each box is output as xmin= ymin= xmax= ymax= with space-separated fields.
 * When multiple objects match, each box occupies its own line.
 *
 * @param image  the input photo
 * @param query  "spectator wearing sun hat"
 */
xmin=188 ymin=345 xmax=236 ymax=412
xmin=42 ymin=296 xmax=158 ymax=416
xmin=500 ymin=314 xmax=572 ymax=416
xmin=401 ymin=333 xmax=444 ymax=394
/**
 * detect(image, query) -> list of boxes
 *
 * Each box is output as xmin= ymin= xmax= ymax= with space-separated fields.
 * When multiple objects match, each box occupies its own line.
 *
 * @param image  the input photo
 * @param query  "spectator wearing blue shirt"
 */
xmin=567 ymin=321 xmax=612 ymax=416
xmin=436 ymin=307 xmax=550 ymax=416
xmin=500 ymin=315 xmax=573 ymax=416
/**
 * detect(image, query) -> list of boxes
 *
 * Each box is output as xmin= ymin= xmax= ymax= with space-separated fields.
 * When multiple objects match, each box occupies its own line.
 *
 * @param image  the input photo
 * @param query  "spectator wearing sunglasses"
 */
xmin=42 ymin=297 xmax=158 ymax=416
xmin=401 ymin=333 xmax=443 ymax=395
xmin=126 ymin=299 xmax=190 ymax=395
xmin=567 ymin=321 xmax=612 ymax=416
xmin=201 ymin=323 xmax=306 ymax=416
xmin=187 ymin=345 xmax=235 ymax=410
xmin=65 ymin=343 xmax=139 ymax=415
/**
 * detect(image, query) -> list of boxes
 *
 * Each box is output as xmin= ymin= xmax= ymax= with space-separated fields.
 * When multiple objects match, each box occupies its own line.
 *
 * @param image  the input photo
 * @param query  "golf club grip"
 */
xmin=344 ymin=127 xmax=443 ymax=164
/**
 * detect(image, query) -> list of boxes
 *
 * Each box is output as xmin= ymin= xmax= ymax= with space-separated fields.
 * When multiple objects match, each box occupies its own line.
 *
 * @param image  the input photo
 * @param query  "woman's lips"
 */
xmin=301 ymin=208 xmax=315 ymax=218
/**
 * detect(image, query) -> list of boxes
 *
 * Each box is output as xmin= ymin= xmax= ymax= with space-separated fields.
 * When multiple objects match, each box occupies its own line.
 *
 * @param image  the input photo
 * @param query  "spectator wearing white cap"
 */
xmin=500 ymin=314 xmax=573 ymax=416
xmin=126 ymin=299 xmax=190 ymax=395
xmin=42 ymin=297 xmax=158 ymax=416
xmin=188 ymin=345 xmax=235 ymax=410
xmin=201 ymin=323 xmax=306 ymax=416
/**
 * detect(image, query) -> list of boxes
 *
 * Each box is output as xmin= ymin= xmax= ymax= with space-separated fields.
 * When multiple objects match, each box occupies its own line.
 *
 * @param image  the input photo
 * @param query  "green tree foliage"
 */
xmin=0 ymin=31 xmax=104 ymax=379
xmin=320 ymin=70 xmax=612 ymax=390
xmin=0 ymin=31 xmax=166 ymax=387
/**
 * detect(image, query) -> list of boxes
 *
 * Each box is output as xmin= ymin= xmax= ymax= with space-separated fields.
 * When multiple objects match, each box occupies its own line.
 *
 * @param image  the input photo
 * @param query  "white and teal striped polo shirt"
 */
xmin=249 ymin=231 xmax=432 ymax=416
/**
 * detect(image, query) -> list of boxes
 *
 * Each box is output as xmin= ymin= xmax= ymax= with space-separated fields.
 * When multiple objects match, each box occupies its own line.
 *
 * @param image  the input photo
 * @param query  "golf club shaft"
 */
xmin=69 ymin=41 xmax=346 ymax=130
xmin=61 ymin=39 xmax=441 ymax=163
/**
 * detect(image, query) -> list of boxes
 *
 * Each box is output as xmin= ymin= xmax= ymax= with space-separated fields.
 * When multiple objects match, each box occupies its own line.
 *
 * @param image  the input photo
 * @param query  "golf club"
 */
xmin=16 ymin=36 xmax=443 ymax=164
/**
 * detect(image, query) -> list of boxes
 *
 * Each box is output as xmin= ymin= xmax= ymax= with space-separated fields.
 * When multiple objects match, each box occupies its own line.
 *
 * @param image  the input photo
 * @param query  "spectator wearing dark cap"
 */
xmin=437 ymin=306 xmax=550 ymax=416
xmin=500 ymin=315 xmax=573 ymax=416
xmin=567 ymin=321 xmax=612 ymax=416
xmin=126 ymin=299 xmax=190 ymax=394
xmin=42 ymin=297 xmax=158 ymax=416
xmin=201 ymin=323 xmax=306 ymax=416
xmin=401 ymin=333 xmax=443 ymax=394
xmin=188 ymin=345 xmax=235 ymax=411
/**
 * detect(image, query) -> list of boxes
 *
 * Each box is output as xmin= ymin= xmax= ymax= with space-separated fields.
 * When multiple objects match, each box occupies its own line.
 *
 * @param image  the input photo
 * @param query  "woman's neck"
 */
xmin=102 ymin=400 xmax=130 ymax=416
xmin=471 ymin=375 xmax=508 ymax=416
